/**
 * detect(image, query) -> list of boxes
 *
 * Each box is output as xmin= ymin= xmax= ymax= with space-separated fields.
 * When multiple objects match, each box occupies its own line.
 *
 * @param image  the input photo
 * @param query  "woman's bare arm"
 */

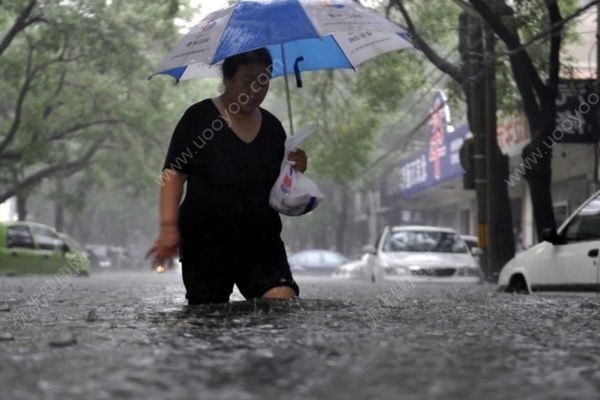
xmin=160 ymin=170 xmax=186 ymax=227
xmin=147 ymin=170 xmax=186 ymax=261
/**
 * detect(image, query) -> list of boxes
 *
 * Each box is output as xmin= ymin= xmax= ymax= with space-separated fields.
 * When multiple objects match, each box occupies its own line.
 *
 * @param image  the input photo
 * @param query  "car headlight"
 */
xmin=456 ymin=266 xmax=481 ymax=277
xmin=383 ymin=265 xmax=409 ymax=275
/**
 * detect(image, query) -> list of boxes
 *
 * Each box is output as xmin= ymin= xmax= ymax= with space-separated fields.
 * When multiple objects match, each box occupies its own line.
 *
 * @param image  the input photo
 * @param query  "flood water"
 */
xmin=1 ymin=271 xmax=599 ymax=400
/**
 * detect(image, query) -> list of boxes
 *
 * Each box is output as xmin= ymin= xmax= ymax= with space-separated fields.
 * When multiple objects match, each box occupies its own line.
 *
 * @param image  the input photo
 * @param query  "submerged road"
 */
xmin=1 ymin=270 xmax=599 ymax=400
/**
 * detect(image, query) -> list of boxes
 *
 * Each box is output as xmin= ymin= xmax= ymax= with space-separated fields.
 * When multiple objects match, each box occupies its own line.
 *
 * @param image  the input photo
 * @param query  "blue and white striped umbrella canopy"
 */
xmin=152 ymin=0 xmax=413 ymax=81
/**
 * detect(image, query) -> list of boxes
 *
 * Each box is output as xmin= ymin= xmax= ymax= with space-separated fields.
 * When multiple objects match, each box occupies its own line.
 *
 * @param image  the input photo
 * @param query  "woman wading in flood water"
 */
xmin=147 ymin=48 xmax=308 ymax=304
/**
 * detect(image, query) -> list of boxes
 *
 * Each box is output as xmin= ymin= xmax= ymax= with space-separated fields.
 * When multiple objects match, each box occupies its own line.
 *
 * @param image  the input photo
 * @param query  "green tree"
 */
xmin=467 ymin=0 xmax=584 ymax=239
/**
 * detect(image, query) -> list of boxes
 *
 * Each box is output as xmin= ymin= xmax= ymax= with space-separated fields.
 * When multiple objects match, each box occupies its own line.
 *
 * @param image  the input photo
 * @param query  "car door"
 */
xmin=535 ymin=193 xmax=600 ymax=292
xmin=3 ymin=225 xmax=39 ymax=275
xmin=31 ymin=225 xmax=65 ymax=273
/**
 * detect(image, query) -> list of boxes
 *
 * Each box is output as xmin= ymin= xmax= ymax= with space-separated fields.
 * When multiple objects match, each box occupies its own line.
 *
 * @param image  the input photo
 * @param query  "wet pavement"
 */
xmin=1 ymin=270 xmax=599 ymax=400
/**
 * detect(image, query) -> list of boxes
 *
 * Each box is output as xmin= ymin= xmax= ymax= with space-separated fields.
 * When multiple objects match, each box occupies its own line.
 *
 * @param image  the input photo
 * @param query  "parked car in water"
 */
xmin=361 ymin=225 xmax=482 ymax=283
xmin=0 ymin=221 xmax=90 ymax=276
xmin=288 ymin=249 xmax=349 ymax=275
xmin=499 ymin=190 xmax=600 ymax=294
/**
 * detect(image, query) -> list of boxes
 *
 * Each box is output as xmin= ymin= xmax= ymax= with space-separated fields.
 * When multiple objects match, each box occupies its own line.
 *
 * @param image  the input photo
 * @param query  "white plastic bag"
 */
xmin=269 ymin=125 xmax=324 ymax=216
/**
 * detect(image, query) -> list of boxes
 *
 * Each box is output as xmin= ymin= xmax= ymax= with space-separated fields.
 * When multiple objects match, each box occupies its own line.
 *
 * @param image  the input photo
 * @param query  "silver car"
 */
xmin=288 ymin=249 xmax=349 ymax=276
xmin=332 ymin=254 xmax=371 ymax=280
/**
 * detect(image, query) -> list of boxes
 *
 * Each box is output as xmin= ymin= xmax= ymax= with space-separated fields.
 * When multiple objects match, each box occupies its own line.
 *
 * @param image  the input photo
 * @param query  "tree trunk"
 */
xmin=523 ymin=96 xmax=558 ymax=238
xmin=55 ymin=202 xmax=64 ymax=232
xmin=335 ymin=185 xmax=349 ymax=253
xmin=54 ymin=176 xmax=64 ymax=231
xmin=524 ymin=156 xmax=555 ymax=238
xmin=488 ymin=146 xmax=515 ymax=272
xmin=67 ymin=212 xmax=80 ymax=239
xmin=16 ymin=192 xmax=28 ymax=221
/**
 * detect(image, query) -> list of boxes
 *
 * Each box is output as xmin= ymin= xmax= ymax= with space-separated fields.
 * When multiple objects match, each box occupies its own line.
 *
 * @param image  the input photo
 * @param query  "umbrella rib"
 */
xmin=281 ymin=43 xmax=295 ymax=135
xmin=329 ymin=34 xmax=356 ymax=72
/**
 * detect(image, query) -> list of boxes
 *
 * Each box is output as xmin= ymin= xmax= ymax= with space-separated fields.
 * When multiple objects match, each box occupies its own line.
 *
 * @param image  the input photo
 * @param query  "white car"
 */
xmin=363 ymin=226 xmax=482 ymax=283
xmin=499 ymin=190 xmax=600 ymax=294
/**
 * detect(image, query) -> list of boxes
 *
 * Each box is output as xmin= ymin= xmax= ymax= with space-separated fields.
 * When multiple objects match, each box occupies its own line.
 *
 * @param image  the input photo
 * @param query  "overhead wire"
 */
xmin=360 ymin=47 xmax=461 ymax=177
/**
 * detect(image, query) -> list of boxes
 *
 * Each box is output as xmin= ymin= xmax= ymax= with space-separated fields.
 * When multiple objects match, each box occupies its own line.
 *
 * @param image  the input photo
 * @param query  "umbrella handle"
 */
xmin=294 ymin=57 xmax=304 ymax=88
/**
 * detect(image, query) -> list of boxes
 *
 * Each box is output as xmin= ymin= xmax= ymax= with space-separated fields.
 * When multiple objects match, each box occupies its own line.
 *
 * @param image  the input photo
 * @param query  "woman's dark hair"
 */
xmin=221 ymin=47 xmax=273 ymax=80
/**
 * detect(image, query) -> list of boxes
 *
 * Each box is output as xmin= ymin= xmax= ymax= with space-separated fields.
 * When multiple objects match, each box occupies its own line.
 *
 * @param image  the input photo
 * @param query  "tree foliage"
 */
xmin=0 ymin=1 xmax=184 ymax=202
xmin=0 ymin=0 xmax=212 ymax=248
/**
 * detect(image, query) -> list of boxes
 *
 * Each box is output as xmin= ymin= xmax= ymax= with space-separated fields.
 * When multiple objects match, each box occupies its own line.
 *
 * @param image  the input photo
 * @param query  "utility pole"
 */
xmin=484 ymin=14 xmax=515 ymax=282
xmin=484 ymin=21 xmax=495 ymax=280
xmin=467 ymin=15 xmax=489 ymax=277
xmin=478 ymin=0 xmax=516 ymax=282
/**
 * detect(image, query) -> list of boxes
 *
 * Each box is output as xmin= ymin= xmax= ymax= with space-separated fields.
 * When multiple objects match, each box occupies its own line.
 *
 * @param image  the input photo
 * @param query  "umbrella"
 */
xmin=150 ymin=0 xmax=413 ymax=133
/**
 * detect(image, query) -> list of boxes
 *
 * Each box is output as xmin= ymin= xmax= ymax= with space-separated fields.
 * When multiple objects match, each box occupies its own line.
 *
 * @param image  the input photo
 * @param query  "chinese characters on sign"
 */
xmin=428 ymin=94 xmax=448 ymax=180
xmin=385 ymin=91 xmax=470 ymax=200
xmin=399 ymin=155 xmax=428 ymax=192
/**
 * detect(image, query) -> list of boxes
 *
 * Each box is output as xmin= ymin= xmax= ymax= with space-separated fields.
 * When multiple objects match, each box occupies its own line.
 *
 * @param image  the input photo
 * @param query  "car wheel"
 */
xmin=507 ymin=274 xmax=529 ymax=294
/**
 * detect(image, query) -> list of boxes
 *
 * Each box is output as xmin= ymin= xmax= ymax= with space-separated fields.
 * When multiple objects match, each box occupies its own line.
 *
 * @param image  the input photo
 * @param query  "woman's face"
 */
xmin=223 ymin=62 xmax=271 ymax=114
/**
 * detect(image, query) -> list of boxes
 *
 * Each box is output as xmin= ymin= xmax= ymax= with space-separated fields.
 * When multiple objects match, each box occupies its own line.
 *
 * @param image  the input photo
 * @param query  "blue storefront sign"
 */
xmin=385 ymin=91 xmax=470 ymax=201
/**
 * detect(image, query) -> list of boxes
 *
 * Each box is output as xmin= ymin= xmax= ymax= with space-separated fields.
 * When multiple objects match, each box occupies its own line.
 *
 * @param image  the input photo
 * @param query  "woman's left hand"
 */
xmin=288 ymin=148 xmax=308 ymax=173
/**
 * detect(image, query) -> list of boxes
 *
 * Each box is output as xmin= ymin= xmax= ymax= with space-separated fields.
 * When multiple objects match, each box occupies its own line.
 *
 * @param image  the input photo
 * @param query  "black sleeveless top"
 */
xmin=163 ymin=99 xmax=286 ymax=262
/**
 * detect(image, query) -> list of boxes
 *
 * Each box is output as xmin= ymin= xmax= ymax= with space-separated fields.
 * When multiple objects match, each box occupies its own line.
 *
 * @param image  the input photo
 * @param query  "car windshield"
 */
xmin=60 ymin=234 xmax=85 ymax=252
xmin=383 ymin=230 xmax=469 ymax=253
xmin=563 ymin=194 xmax=600 ymax=241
